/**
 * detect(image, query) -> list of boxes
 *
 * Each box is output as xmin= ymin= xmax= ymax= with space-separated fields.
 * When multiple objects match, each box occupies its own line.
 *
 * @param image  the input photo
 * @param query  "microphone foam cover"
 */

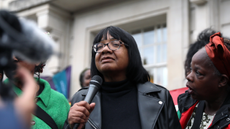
xmin=90 ymin=75 xmax=103 ymax=85
xmin=13 ymin=18 xmax=56 ymax=63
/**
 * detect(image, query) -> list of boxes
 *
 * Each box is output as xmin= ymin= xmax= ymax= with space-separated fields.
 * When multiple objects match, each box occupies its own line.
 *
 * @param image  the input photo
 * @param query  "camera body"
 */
xmin=0 ymin=10 xmax=54 ymax=100
xmin=0 ymin=10 xmax=22 ymax=100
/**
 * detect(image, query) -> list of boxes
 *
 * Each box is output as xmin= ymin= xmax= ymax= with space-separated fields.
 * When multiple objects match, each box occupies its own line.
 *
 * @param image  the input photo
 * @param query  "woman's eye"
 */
xmin=112 ymin=43 xmax=119 ymax=47
xmin=97 ymin=46 xmax=103 ymax=49
xmin=97 ymin=44 xmax=103 ymax=49
xmin=195 ymin=70 xmax=202 ymax=76
xmin=86 ymin=76 xmax=91 ymax=79
xmin=111 ymin=40 xmax=120 ymax=46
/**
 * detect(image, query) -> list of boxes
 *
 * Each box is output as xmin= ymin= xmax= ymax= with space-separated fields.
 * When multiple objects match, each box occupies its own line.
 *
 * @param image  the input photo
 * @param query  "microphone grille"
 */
xmin=90 ymin=75 xmax=103 ymax=85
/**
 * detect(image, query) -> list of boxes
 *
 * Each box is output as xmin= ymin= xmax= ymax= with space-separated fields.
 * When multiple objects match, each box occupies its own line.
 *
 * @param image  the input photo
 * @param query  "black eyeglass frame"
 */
xmin=92 ymin=40 xmax=129 ymax=53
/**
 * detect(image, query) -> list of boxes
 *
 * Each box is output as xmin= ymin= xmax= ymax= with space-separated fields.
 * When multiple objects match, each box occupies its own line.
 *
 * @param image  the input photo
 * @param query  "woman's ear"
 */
xmin=219 ymin=74 xmax=229 ymax=88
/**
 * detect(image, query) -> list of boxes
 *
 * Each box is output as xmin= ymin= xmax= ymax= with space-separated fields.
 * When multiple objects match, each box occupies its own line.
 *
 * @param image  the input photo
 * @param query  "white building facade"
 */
xmin=0 ymin=0 xmax=229 ymax=98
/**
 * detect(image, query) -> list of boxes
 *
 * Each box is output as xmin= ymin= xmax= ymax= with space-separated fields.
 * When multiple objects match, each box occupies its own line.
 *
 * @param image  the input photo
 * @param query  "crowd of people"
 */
xmin=1 ymin=9 xmax=230 ymax=129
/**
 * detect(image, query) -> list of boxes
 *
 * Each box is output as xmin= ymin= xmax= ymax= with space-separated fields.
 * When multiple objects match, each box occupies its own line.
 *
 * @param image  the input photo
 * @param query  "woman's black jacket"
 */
xmin=178 ymin=91 xmax=230 ymax=129
xmin=64 ymin=82 xmax=181 ymax=129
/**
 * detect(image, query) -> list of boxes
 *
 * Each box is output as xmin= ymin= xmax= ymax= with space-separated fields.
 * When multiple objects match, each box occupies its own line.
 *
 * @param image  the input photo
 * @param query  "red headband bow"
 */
xmin=205 ymin=32 xmax=230 ymax=78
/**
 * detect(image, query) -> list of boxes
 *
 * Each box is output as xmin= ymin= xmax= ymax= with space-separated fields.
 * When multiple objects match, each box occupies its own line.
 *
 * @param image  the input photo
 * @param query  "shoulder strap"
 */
xmin=33 ymin=105 xmax=58 ymax=129
xmin=191 ymin=101 xmax=205 ymax=129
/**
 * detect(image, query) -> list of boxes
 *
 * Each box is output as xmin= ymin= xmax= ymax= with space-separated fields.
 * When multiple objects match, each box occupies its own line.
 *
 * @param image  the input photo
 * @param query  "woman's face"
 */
xmin=83 ymin=69 xmax=91 ymax=87
xmin=13 ymin=57 xmax=36 ymax=79
xmin=95 ymin=33 xmax=129 ymax=79
xmin=186 ymin=48 xmax=220 ymax=101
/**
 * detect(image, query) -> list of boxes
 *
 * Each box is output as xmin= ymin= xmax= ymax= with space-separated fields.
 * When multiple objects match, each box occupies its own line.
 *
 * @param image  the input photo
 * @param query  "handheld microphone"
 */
xmin=73 ymin=75 xmax=103 ymax=129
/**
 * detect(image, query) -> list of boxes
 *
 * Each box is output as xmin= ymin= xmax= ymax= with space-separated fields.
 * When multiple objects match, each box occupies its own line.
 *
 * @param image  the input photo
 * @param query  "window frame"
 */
xmin=130 ymin=23 xmax=168 ymax=87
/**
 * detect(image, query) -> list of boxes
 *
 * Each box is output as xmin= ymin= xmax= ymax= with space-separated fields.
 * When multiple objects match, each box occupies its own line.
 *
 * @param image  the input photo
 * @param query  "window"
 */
xmin=131 ymin=24 xmax=168 ymax=86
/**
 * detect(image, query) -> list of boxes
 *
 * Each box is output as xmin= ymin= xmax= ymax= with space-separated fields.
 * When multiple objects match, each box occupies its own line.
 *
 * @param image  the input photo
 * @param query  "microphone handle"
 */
xmin=73 ymin=85 xmax=99 ymax=129
xmin=73 ymin=123 xmax=79 ymax=129
xmin=73 ymin=85 xmax=98 ymax=129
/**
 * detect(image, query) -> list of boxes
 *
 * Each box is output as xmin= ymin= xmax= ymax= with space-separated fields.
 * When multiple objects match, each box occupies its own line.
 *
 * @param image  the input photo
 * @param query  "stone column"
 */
xmin=36 ymin=6 xmax=72 ymax=74
xmin=167 ymin=0 xmax=190 ymax=90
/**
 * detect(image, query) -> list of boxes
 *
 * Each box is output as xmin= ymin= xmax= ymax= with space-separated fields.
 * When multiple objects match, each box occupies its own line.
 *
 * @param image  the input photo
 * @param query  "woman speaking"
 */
xmin=64 ymin=26 xmax=181 ymax=129
xmin=178 ymin=33 xmax=230 ymax=129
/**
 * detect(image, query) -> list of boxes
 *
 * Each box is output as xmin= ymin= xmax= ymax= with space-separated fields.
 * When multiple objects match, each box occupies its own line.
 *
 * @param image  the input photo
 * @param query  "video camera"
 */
xmin=0 ymin=10 xmax=55 ymax=100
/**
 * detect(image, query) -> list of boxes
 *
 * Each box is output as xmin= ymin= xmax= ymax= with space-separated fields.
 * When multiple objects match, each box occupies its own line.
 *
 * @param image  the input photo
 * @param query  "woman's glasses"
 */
xmin=93 ymin=40 xmax=128 ymax=53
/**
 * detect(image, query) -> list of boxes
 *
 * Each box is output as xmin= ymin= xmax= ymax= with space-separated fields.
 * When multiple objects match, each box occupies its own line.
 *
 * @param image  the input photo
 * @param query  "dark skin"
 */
xmin=95 ymin=33 xmax=129 ymax=82
xmin=68 ymin=33 xmax=129 ymax=129
xmin=8 ymin=57 xmax=40 ymax=93
xmin=2 ymin=66 xmax=37 ymax=127
xmin=82 ymin=70 xmax=91 ymax=87
xmin=186 ymin=48 xmax=229 ymax=115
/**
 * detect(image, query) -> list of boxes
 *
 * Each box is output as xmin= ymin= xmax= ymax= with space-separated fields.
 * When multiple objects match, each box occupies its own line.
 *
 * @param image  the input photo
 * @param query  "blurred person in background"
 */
xmin=0 ymin=66 xmax=37 ymax=129
xmin=0 ymin=10 xmax=37 ymax=129
xmin=68 ymin=68 xmax=91 ymax=106
xmin=0 ymin=10 xmax=69 ymax=129
xmin=178 ymin=32 xmax=230 ymax=129
xmin=0 ymin=9 xmax=70 ymax=129
xmin=4 ymin=57 xmax=70 ymax=129
xmin=79 ymin=68 xmax=91 ymax=88
xmin=64 ymin=26 xmax=181 ymax=129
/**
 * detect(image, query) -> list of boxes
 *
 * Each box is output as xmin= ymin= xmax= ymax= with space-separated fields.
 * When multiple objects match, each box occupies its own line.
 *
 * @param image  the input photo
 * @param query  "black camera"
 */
xmin=0 ymin=10 xmax=55 ymax=100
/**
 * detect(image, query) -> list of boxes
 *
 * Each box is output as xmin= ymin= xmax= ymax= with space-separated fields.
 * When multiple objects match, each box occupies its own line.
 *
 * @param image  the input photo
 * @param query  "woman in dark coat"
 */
xmin=64 ymin=26 xmax=181 ymax=129
xmin=178 ymin=32 xmax=230 ymax=129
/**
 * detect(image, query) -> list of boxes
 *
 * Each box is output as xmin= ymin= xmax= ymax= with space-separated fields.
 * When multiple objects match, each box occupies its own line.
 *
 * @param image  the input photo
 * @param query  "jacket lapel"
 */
xmin=82 ymin=82 xmax=164 ymax=129
xmin=82 ymin=92 xmax=102 ymax=129
xmin=137 ymin=82 xmax=164 ymax=129
xmin=89 ymin=92 xmax=102 ymax=129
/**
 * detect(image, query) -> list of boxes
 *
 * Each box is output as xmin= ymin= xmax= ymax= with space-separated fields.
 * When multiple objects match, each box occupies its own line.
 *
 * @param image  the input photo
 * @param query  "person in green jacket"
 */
xmin=4 ymin=57 xmax=70 ymax=129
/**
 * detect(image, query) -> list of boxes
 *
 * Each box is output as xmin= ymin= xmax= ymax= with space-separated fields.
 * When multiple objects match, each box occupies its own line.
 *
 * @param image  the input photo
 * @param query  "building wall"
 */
xmin=16 ymin=5 xmax=72 ymax=75
xmin=220 ymin=0 xmax=230 ymax=37
xmin=1 ymin=0 xmax=229 ymax=98
xmin=0 ymin=0 xmax=14 ymax=9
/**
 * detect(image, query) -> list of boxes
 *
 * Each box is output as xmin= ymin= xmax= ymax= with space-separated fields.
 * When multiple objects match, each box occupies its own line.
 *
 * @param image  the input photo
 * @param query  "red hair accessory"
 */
xmin=205 ymin=32 xmax=230 ymax=78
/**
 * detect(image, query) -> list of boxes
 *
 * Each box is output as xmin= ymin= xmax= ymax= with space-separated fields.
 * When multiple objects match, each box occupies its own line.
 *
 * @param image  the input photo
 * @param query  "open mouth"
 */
xmin=186 ymin=85 xmax=194 ymax=94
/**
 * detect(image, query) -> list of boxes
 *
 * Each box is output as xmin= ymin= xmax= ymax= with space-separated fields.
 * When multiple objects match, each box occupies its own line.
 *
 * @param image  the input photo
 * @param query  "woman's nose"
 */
xmin=101 ymin=44 xmax=112 ymax=54
xmin=186 ymin=72 xmax=193 ymax=82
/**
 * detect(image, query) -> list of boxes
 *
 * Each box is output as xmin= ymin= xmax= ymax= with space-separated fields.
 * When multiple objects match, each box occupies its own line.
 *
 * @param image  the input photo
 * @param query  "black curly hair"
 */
xmin=184 ymin=28 xmax=216 ymax=76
